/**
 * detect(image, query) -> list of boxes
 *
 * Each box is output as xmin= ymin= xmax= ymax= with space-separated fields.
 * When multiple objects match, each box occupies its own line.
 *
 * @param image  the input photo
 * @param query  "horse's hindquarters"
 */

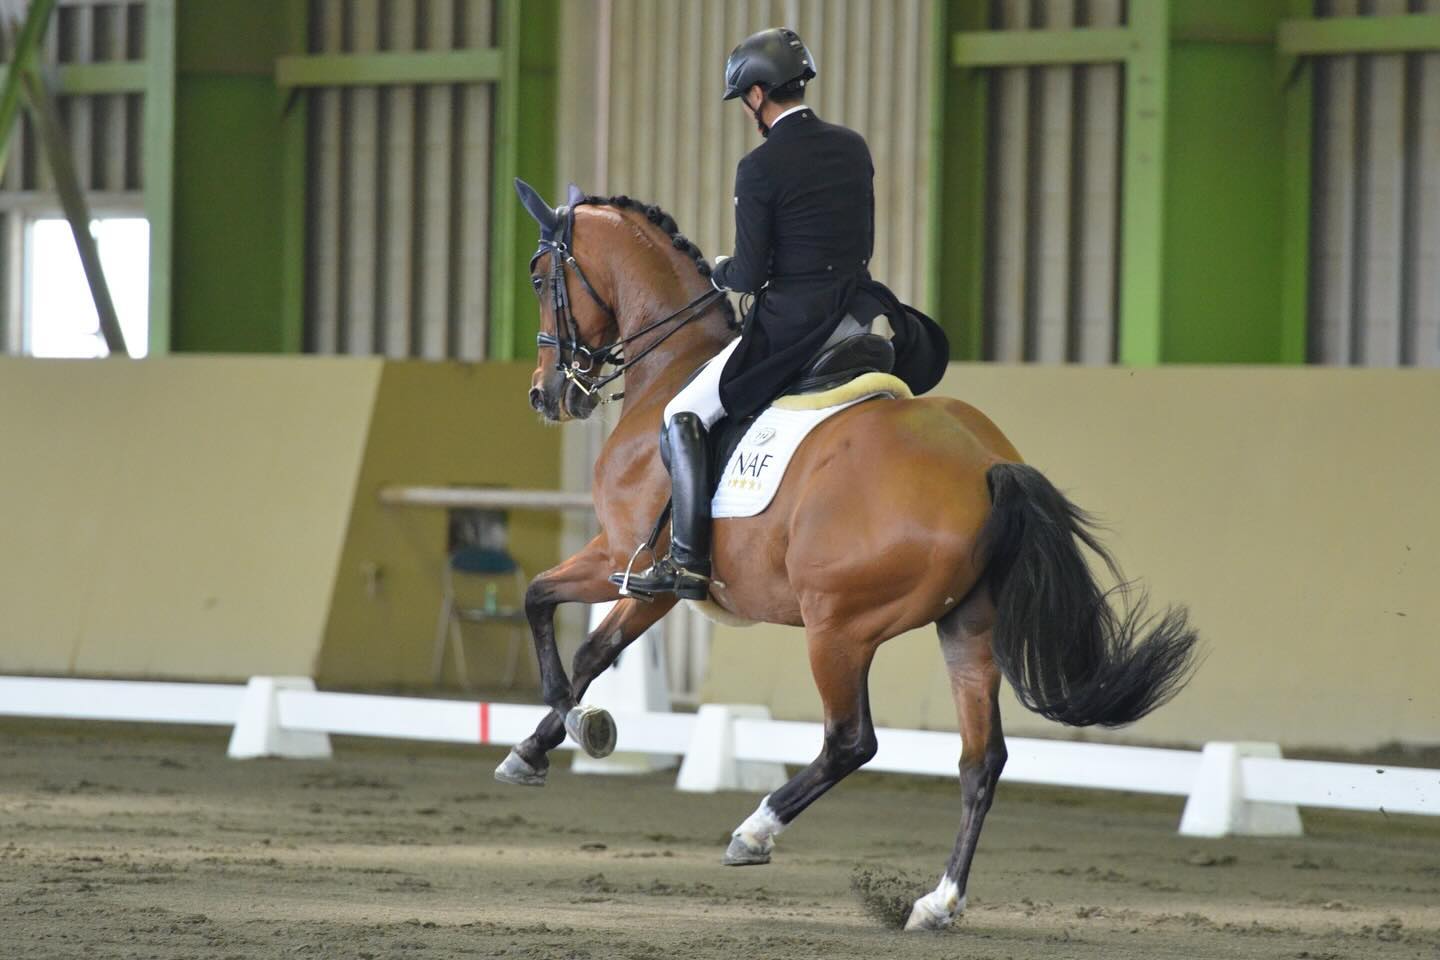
xmin=711 ymin=397 xmax=1013 ymax=638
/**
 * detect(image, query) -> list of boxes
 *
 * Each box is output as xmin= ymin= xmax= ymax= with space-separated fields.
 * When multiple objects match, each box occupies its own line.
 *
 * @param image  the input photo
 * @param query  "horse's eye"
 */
xmin=531 ymin=277 xmax=543 ymax=293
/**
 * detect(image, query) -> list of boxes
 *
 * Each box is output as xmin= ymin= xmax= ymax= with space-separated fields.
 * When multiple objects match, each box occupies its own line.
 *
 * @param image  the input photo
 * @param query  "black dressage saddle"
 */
xmin=701 ymin=332 xmax=896 ymax=497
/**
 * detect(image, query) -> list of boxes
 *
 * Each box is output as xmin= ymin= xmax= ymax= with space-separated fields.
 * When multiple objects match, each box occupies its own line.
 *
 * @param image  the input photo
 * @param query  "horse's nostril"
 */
xmin=529 ymin=387 xmax=545 ymax=412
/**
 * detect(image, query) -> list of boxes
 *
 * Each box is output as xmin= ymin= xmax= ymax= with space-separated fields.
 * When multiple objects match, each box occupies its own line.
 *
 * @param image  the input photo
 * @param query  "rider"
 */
xmin=613 ymin=27 xmax=881 ymax=601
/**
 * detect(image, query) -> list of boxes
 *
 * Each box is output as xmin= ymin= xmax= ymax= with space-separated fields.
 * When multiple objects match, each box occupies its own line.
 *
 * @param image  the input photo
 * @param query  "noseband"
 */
xmin=532 ymin=204 xmax=726 ymax=405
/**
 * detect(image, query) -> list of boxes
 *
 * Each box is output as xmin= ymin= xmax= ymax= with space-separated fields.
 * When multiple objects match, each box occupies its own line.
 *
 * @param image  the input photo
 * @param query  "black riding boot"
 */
xmin=610 ymin=412 xmax=713 ymax=600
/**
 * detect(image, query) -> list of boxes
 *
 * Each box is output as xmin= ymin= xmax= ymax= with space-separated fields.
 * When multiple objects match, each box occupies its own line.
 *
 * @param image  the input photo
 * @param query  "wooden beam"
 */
xmin=952 ymin=26 xmax=1133 ymax=67
xmin=1117 ymin=0 xmax=1169 ymax=364
xmin=1278 ymin=13 xmax=1440 ymax=56
xmin=0 ymin=61 xmax=149 ymax=96
xmin=275 ymin=49 xmax=503 ymax=89
xmin=0 ymin=0 xmax=57 ymax=173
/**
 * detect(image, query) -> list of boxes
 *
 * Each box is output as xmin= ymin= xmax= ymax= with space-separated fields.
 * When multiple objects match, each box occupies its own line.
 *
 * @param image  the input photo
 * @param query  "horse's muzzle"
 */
xmin=529 ymin=379 xmax=564 ymax=422
xmin=561 ymin=379 xmax=600 ymax=420
xmin=529 ymin=372 xmax=596 ymax=423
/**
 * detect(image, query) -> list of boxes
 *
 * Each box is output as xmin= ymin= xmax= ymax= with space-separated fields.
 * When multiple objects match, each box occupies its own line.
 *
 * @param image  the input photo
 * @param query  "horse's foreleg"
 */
xmin=496 ymin=549 xmax=676 ymax=785
xmin=567 ymin=594 xmax=677 ymax=694
xmin=494 ymin=539 xmax=617 ymax=785
xmin=723 ymin=628 xmax=878 ymax=866
xmin=522 ymin=538 xmax=619 ymax=710
xmin=905 ymin=596 xmax=1007 ymax=932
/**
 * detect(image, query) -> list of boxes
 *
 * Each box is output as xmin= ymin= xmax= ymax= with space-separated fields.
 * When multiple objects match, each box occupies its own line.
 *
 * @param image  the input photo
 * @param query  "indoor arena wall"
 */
xmin=704 ymin=364 xmax=1440 ymax=751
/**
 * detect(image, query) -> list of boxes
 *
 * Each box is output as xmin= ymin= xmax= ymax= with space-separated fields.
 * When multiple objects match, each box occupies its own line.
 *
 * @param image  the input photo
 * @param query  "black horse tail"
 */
xmin=978 ymin=462 xmax=1199 ymax=728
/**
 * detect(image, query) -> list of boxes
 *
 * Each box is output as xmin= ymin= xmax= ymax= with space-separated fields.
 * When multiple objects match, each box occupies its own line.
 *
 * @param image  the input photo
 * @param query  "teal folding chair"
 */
xmin=431 ymin=545 xmax=528 ymax=690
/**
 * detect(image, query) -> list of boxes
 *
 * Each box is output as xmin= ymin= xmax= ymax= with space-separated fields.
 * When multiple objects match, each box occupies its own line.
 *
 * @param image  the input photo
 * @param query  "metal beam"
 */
xmin=1278 ymin=13 xmax=1440 ymax=56
xmin=20 ymin=64 xmax=126 ymax=356
xmin=1118 ymin=0 xmax=1169 ymax=365
xmin=0 ymin=189 xmax=139 ymax=213
xmin=952 ymin=26 xmax=1133 ymax=67
xmin=0 ymin=0 xmax=56 ymax=174
xmin=0 ymin=62 xmax=147 ymax=95
xmin=144 ymin=0 xmax=176 ymax=356
xmin=275 ymin=49 xmax=503 ymax=89
xmin=52 ymin=61 xmax=147 ymax=94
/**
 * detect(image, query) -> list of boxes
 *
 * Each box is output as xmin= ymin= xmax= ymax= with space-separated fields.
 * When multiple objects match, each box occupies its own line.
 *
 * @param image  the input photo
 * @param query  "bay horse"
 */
xmin=496 ymin=181 xmax=1198 ymax=932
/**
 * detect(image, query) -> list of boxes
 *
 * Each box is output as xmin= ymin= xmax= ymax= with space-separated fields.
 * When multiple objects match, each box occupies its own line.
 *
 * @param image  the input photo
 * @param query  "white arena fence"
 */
xmin=2 ymin=674 xmax=1437 ymax=839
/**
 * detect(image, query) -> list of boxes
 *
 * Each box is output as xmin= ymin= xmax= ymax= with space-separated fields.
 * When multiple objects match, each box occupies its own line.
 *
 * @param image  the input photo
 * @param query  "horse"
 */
xmin=495 ymin=180 xmax=1199 ymax=932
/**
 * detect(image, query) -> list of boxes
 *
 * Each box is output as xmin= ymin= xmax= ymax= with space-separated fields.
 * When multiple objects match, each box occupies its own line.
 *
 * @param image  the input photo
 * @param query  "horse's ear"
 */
xmin=514 ymin=178 xmax=558 ymax=233
xmin=565 ymin=182 xmax=586 ymax=207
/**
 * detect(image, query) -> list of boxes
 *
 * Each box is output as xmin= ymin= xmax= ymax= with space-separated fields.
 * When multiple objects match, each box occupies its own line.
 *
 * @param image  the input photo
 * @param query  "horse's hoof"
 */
xmin=565 ymin=705 xmax=617 ymax=759
xmin=721 ymin=834 xmax=772 ymax=866
xmin=903 ymin=893 xmax=960 ymax=932
xmin=493 ymin=748 xmax=547 ymax=787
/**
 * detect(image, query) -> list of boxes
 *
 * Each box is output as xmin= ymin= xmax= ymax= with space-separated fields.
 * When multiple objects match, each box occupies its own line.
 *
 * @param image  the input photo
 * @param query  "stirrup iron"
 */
xmin=616 ymin=540 xmax=657 ymax=601
xmin=614 ymin=498 xmax=673 ymax=599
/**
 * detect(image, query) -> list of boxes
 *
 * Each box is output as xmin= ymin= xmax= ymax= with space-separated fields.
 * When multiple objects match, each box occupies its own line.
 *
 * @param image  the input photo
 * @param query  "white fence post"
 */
xmin=227 ymin=677 xmax=333 ymax=760
xmin=676 ymin=704 xmax=788 ymax=793
xmin=1179 ymin=741 xmax=1303 ymax=838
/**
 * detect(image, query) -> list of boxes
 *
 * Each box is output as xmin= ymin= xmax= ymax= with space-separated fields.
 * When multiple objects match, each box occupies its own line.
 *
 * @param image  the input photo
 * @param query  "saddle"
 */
xmin=618 ymin=332 xmax=902 ymax=602
xmin=707 ymin=332 xmax=894 ymax=497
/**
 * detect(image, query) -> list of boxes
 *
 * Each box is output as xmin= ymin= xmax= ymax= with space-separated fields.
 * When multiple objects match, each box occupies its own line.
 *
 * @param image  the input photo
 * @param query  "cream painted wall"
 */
xmin=702 ymin=365 xmax=1440 ymax=751
xmin=0 ymin=356 xmax=380 ymax=679
xmin=316 ymin=362 xmax=563 ymax=689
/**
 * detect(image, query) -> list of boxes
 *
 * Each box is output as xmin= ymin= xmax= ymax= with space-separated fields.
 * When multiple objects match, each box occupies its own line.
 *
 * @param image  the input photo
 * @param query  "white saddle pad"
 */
xmin=712 ymin=394 xmax=884 ymax=519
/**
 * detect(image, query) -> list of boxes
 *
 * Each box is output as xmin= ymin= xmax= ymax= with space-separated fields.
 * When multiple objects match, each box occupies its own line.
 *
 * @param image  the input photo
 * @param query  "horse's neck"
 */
xmin=615 ymin=312 xmax=733 ymax=420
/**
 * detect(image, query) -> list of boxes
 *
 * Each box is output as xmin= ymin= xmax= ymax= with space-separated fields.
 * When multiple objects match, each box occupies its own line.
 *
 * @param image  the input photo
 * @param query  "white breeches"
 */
xmin=664 ymin=336 xmax=741 ymax=428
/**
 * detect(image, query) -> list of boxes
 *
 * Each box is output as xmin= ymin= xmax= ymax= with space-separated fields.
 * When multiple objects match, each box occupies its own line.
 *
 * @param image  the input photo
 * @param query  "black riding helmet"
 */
xmin=722 ymin=28 xmax=816 ymax=101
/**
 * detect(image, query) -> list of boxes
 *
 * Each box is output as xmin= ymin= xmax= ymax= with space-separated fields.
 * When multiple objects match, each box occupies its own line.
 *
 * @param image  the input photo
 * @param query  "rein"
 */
xmin=532 ymin=205 xmax=726 ymax=405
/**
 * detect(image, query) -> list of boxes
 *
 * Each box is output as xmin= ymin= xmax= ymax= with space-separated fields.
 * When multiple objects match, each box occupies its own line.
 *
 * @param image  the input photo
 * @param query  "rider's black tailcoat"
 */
xmin=711 ymin=109 xmax=879 ymax=421
xmin=714 ymin=108 xmax=869 ymax=420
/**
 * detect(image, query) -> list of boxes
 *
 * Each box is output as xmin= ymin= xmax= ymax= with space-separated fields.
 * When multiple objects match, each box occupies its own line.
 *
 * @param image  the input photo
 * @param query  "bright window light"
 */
xmin=26 ymin=217 xmax=150 ymax=358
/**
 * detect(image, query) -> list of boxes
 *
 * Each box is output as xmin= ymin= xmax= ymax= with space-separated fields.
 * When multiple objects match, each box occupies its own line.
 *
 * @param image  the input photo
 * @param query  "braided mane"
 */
xmin=580 ymin=194 xmax=740 ymax=331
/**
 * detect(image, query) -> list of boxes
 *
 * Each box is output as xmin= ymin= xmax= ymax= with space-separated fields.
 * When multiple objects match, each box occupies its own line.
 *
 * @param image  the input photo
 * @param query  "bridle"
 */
xmin=531 ymin=203 xmax=726 ymax=406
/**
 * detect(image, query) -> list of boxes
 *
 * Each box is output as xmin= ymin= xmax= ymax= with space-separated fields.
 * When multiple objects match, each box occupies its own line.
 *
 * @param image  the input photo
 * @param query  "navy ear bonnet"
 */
xmin=516 ymin=178 xmax=588 ymax=268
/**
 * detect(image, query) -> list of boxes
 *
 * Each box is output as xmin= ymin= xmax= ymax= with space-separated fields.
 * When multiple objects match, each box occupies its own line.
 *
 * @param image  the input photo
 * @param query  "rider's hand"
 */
xmin=711 ymin=256 xmax=731 ymax=292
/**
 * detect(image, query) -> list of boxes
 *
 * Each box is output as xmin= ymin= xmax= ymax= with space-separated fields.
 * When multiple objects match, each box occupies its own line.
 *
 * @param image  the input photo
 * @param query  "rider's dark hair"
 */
xmin=580 ymin=194 xmax=740 ymax=331
xmin=768 ymin=78 xmax=807 ymax=104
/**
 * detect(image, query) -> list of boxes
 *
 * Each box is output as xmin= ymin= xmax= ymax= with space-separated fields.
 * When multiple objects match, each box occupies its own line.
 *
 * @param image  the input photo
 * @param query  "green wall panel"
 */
xmin=936 ymin=0 xmax=1313 ymax=366
xmin=171 ymin=1 xmax=289 ymax=353
xmin=1163 ymin=38 xmax=1287 ymax=361
xmin=501 ymin=0 xmax=559 ymax=361
xmin=932 ymin=0 xmax=988 ymax=361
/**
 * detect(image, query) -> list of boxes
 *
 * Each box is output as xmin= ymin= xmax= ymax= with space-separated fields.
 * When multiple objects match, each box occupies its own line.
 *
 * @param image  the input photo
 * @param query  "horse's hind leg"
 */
xmin=905 ymin=592 xmax=1007 ymax=931
xmin=724 ymin=627 xmax=878 ymax=865
xmin=496 ymin=593 xmax=674 ymax=785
